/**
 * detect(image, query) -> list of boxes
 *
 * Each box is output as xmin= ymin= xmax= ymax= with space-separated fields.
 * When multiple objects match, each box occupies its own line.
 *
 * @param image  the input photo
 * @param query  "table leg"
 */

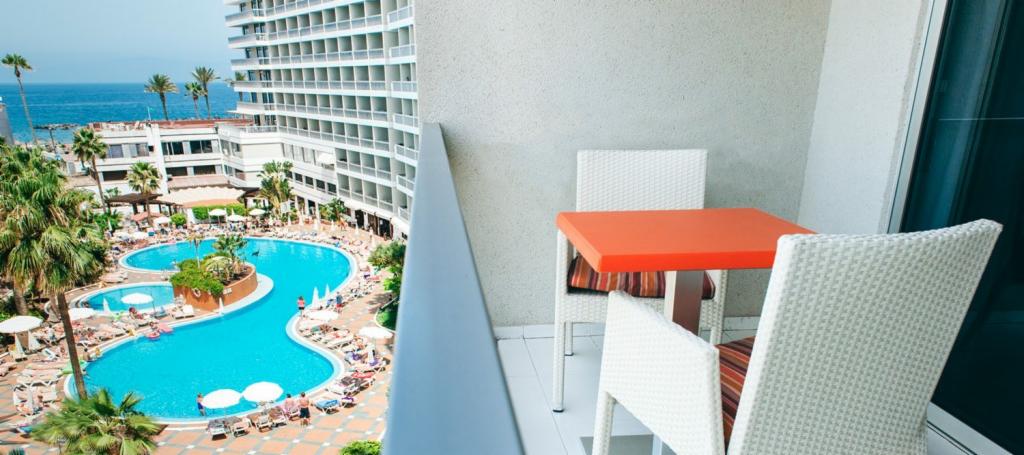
xmin=664 ymin=270 xmax=703 ymax=333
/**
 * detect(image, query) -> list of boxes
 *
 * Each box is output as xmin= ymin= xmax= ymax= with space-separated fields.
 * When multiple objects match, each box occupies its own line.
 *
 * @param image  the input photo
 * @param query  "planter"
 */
xmin=173 ymin=265 xmax=258 ymax=312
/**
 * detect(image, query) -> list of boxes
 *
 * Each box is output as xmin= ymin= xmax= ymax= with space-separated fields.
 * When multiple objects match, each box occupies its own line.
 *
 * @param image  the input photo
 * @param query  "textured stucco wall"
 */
xmin=416 ymin=1 xmax=830 ymax=325
xmin=797 ymin=0 xmax=931 ymax=234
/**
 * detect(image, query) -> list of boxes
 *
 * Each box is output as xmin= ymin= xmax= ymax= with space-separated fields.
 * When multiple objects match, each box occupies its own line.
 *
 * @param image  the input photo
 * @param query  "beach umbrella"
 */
xmin=306 ymin=310 xmax=338 ymax=322
xmin=226 ymin=214 xmax=246 ymax=222
xmin=131 ymin=231 xmax=149 ymax=240
xmin=358 ymin=326 xmax=394 ymax=340
xmin=153 ymin=216 xmax=171 ymax=225
xmin=0 ymin=316 xmax=42 ymax=334
xmin=102 ymin=298 xmax=111 ymax=313
xmin=311 ymin=287 xmax=320 ymax=308
xmin=67 ymin=307 xmax=97 ymax=322
xmin=121 ymin=293 xmax=153 ymax=305
xmin=208 ymin=208 xmax=227 ymax=217
xmin=242 ymin=382 xmax=283 ymax=406
xmin=324 ymin=284 xmax=331 ymax=299
xmin=202 ymin=389 xmax=241 ymax=411
xmin=248 ymin=208 xmax=266 ymax=216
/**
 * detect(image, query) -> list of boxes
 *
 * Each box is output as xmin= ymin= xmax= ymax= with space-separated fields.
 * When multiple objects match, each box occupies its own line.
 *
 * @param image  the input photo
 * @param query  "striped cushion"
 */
xmin=719 ymin=336 xmax=754 ymax=446
xmin=566 ymin=254 xmax=715 ymax=299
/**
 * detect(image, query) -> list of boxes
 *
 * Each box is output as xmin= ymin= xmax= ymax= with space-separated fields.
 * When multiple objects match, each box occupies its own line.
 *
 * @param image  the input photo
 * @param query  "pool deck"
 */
xmin=0 ymin=227 xmax=394 ymax=454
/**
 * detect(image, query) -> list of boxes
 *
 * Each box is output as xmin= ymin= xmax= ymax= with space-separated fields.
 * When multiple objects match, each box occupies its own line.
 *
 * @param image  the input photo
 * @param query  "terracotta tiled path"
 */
xmin=0 ymin=231 xmax=394 ymax=454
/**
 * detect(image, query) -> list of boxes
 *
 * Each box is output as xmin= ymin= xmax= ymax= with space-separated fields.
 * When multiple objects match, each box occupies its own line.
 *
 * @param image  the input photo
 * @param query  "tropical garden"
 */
xmin=368 ymin=241 xmax=405 ymax=330
xmin=170 ymin=234 xmax=250 ymax=298
xmin=0 ymin=143 xmax=161 ymax=453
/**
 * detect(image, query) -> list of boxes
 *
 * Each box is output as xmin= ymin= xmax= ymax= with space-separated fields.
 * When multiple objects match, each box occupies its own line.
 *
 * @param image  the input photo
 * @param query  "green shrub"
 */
xmin=169 ymin=259 xmax=224 ymax=296
xmin=192 ymin=206 xmax=209 ymax=221
xmin=340 ymin=440 xmax=380 ymax=455
xmin=170 ymin=213 xmax=187 ymax=227
xmin=375 ymin=305 xmax=397 ymax=331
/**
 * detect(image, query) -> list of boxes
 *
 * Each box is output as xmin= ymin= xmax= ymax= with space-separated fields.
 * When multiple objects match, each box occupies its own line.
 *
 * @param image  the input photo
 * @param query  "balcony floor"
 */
xmin=495 ymin=323 xmax=755 ymax=455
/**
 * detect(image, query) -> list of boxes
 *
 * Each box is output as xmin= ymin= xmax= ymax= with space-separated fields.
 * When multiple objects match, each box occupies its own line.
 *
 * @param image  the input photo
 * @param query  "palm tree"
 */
xmin=223 ymin=71 xmax=246 ymax=102
xmin=33 ymin=388 xmax=160 ymax=454
xmin=126 ymin=162 xmax=161 ymax=220
xmin=0 ymin=145 xmax=62 ymax=316
xmin=192 ymin=66 xmax=217 ymax=118
xmin=71 ymin=127 xmax=107 ymax=208
xmin=187 ymin=232 xmax=204 ymax=262
xmin=0 ymin=145 xmax=106 ymax=397
xmin=183 ymin=82 xmax=206 ymax=119
xmin=321 ymin=198 xmax=348 ymax=229
xmin=258 ymin=161 xmax=293 ymax=219
xmin=2 ymin=54 xmax=37 ymax=144
xmin=143 ymin=74 xmax=177 ymax=121
xmin=212 ymin=234 xmax=247 ymax=274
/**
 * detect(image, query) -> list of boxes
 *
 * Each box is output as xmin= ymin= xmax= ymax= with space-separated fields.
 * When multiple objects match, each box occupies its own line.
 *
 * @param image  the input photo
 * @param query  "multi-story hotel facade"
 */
xmin=222 ymin=0 xmax=417 ymax=237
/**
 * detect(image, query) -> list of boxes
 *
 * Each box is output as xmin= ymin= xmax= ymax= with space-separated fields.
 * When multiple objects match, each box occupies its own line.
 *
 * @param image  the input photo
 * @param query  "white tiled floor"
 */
xmin=496 ymin=322 xmax=757 ymax=455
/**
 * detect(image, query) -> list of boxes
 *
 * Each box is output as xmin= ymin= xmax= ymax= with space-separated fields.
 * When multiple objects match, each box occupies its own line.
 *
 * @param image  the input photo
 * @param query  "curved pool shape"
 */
xmin=79 ymin=284 xmax=175 ymax=313
xmin=84 ymin=238 xmax=351 ymax=420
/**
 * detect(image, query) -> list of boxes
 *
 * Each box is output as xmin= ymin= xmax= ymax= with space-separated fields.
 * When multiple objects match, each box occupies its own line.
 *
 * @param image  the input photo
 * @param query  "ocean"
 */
xmin=0 ymin=82 xmax=240 ymax=143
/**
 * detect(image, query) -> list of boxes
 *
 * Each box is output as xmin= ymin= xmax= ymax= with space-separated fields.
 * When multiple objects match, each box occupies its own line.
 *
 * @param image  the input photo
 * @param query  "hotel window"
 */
xmin=193 ymin=165 xmax=217 ymax=175
xmin=162 ymin=142 xmax=185 ymax=156
xmin=102 ymin=170 xmax=127 ymax=182
xmin=189 ymin=140 xmax=214 ymax=154
xmin=167 ymin=167 xmax=189 ymax=177
xmin=107 ymin=144 xmax=125 ymax=159
xmin=327 ymin=183 xmax=337 ymax=194
xmin=134 ymin=143 xmax=149 ymax=157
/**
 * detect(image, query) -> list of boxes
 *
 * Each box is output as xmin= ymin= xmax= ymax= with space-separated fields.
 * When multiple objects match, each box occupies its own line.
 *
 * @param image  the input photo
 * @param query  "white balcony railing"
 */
xmin=226 ymin=0 xmax=362 ymax=23
xmin=384 ymin=123 xmax=522 ymax=454
xmin=396 ymin=174 xmax=416 ymax=193
xmin=335 ymin=187 xmax=394 ymax=212
xmin=393 ymin=113 xmax=419 ymax=128
xmin=261 ymin=103 xmax=388 ymax=123
xmin=391 ymin=81 xmax=417 ymax=93
xmin=397 ymin=206 xmax=410 ymax=220
xmin=232 ymin=79 xmax=388 ymax=93
xmin=231 ymin=49 xmax=385 ymax=67
xmin=336 ymin=160 xmax=392 ymax=180
xmin=395 ymin=144 xmax=419 ymax=162
xmin=277 ymin=126 xmax=390 ymax=152
xmin=389 ymin=43 xmax=416 ymax=58
xmin=387 ymin=4 xmax=414 ymax=24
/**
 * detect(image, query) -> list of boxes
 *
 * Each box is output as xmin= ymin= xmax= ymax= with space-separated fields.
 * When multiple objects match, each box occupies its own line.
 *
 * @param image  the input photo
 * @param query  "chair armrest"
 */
xmin=600 ymin=291 xmax=725 ymax=455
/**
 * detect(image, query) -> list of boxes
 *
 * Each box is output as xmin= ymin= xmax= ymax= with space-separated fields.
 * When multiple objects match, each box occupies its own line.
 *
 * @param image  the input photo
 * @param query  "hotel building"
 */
xmin=222 ymin=0 xmax=417 ymax=237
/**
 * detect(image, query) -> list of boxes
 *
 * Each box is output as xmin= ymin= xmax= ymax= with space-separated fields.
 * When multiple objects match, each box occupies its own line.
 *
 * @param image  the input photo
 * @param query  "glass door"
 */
xmin=900 ymin=0 xmax=1024 ymax=452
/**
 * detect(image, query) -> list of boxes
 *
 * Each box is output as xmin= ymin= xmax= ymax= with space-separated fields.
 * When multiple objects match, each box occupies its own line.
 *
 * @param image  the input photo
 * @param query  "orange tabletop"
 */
xmin=556 ymin=208 xmax=814 ymax=273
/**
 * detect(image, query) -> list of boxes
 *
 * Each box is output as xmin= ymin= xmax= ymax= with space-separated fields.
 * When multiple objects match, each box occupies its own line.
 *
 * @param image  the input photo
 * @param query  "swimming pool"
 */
xmin=81 ymin=238 xmax=352 ymax=421
xmin=77 ymin=283 xmax=175 ymax=314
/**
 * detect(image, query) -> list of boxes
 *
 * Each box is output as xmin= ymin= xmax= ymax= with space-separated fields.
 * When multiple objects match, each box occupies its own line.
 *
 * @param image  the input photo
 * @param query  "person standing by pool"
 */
xmin=297 ymin=295 xmax=306 ymax=313
xmin=197 ymin=393 xmax=206 ymax=416
xmin=298 ymin=392 xmax=311 ymax=426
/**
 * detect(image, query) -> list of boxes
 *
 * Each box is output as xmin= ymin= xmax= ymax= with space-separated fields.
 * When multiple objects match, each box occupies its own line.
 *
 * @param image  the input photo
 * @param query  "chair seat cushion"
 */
xmin=567 ymin=254 xmax=715 ymax=299
xmin=719 ymin=336 xmax=754 ymax=446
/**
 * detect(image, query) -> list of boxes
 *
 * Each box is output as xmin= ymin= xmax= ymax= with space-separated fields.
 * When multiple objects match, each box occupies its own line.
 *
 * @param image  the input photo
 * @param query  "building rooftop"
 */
xmin=90 ymin=118 xmax=250 ymax=132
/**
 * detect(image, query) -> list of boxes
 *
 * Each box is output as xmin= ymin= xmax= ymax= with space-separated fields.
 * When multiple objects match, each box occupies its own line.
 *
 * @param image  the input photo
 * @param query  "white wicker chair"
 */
xmin=552 ymin=149 xmax=727 ymax=412
xmin=591 ymin=219 xmax=1002 ymax=455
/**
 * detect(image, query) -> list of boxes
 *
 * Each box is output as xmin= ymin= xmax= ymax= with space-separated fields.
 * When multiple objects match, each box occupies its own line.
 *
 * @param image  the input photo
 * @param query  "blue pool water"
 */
xmin=79 ymin=284 xmax=175 ymax=314
xmin=83 ymin=238 xmax=351 ymax=420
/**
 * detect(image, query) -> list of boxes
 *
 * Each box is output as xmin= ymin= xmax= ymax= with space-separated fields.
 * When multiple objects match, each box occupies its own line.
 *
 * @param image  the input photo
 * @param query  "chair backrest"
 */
xmin=730 ymin=219 xmax=1001 ymax=454
xmin=601 ymin=291 xmax=725 ymax=454
xmin=576 ymin=150 xmax=707 ymax=211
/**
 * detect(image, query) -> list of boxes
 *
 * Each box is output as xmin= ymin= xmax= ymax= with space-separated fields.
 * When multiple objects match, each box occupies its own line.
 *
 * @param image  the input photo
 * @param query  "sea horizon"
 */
xmin=0 ymin=82 xmax=240 ymax=143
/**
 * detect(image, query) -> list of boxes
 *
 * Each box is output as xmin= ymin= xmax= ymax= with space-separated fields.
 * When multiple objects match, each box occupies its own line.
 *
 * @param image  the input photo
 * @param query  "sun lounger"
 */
xmin=40 ymin=386 xmax=58 ymax=403
xmin=231 ymin=419 xmax=249 ymax=436
xmin=208 ymin=420 xmax=227 ymax=437
xmin=255 ymin=413 xmax=272 ymax=431
xmin=314 ymin=399 xmax=340 ymax=413
xmin=182 ymin=305 xmax=196 ymax=318
xmin=269 ymin=407 xmax=288 ymax=427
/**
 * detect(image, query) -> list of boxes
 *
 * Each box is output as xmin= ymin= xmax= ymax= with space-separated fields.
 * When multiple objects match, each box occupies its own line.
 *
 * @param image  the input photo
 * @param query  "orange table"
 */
xmin=556 ymin=208 xmax=814 ymax=332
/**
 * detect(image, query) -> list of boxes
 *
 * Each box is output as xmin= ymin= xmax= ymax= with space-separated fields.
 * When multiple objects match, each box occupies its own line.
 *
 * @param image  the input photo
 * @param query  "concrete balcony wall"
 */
xmin=416 ymin=0 xmax=831 ymax=325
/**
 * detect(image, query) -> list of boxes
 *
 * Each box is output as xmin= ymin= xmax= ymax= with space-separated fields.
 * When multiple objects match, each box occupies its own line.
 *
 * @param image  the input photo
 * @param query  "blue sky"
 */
xmin=0 ymin=0 xmax=236 ymax=84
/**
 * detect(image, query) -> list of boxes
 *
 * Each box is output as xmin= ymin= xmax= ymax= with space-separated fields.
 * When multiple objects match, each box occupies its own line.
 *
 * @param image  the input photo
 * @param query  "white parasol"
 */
xmin=67 ymin=307 xmax=97 ymax=321
xmin=311 ymin=288 xmax=319 ymax=308
xmin=131 ymin=231 xmax=149 ymax=240
xmin=358 ymin=326 xmax=394 ymax=340
xmin=242 ymin=382 xmax=283 ymax=405
xmin=120 ymin=293 xmax=153 ymax=305
xmin=248 ymin=208 xmax=266 ymax=216
xmin=0 ymin=316 xmax=42 ymax=333
xmin=208 ymin=208 xmax=227 ymax=217
xmin=202 ymin=389 xmax=241 ymax=410
xmin=153 ymin=216 xmax=171 ymax=225
xmin=102 ymin=298 xmax=111 ymax=313
xmin=226 ymin=214 xmax=246 ymax=222
xmin=305 ymin=310 xmax=338 ymax=322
